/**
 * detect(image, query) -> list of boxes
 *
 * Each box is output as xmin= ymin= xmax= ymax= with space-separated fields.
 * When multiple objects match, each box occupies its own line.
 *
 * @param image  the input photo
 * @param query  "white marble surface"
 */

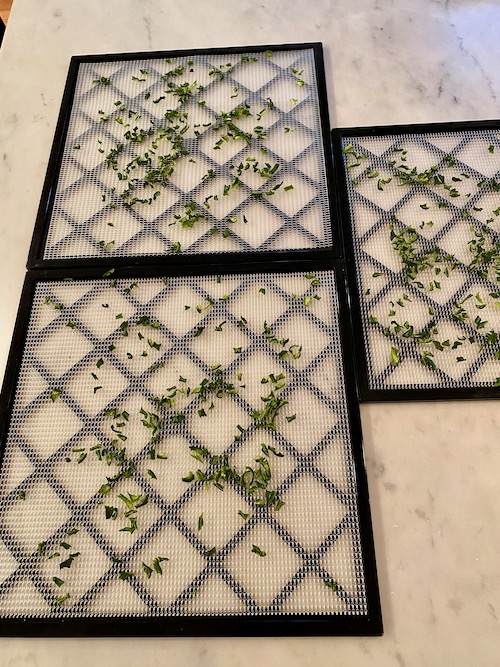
xmin=0 ymin=0 xmax=499 ymax=665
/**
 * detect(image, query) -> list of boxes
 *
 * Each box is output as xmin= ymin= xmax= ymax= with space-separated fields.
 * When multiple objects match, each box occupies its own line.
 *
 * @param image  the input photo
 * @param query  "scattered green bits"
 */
xmin=390 ymin=347 xmax=399 ymax=366
xmin=204 ymin=547 xmax=217 ymax=557
xmin=59 ymin=552 xmax=80 ymax=569
xmin=50 ymin=388 xmax=62 ymax=402
xmin=152 ymin=556 xmax=169 ymax=574
xmin=105 ymin=506 xmax=118 ymax=520
xmin=251 ymin=545 xmax=266 ymax=557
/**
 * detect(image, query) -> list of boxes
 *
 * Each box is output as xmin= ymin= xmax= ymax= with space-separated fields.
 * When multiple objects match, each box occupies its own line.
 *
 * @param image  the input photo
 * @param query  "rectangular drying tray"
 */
xmin=0 ymin=262 xmax=381 ymax=635
xmin=334 ymin=120 xmax=500 ymax=400
xmin=28 ymin=43 xmax=340 ymax=270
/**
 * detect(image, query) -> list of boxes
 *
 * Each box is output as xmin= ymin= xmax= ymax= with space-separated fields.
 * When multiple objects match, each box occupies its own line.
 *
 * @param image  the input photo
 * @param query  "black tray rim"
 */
xmin=332 ymin=118 xmax=500 ymax=402
xmin=0 ymin=260 xmax=382 ymax=637
xmin=27 ymin=41 xmax=342 ymax=270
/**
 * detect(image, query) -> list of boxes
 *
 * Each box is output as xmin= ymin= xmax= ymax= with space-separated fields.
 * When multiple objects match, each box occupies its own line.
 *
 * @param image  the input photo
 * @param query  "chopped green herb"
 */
xmin=105 ymin=506 xmax=118 ymax=520
xmin=50 ymin=388 xmax=62 ymax=402
xmin=204 ymin=547 xmax=217 ymax=557
xmin=324 ymin=579 xmax=337 ymax=591
xmin=421 ymin=351 xmax=437 ymax=371
xmin=59 ymin=552 xmax=80 ymax=569
xmin=142 ymin=563 xmax=153 ymax=578
xmin=152 ymin=556 xmax=169 ymax=574
xmin=251 ymin=545 xmax=266 ymax=557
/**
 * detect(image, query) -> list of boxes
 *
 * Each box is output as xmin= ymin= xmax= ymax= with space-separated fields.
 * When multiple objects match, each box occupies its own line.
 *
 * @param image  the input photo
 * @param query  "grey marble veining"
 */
xmin=0 ymin=0 xmax=499 ymax=665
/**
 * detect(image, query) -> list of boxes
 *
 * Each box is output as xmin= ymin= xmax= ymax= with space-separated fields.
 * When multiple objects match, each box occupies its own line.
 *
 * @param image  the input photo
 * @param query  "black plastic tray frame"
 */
xmin=0 ymin=260 xmax=381 ymax=637
xmin=333 ymin=119 xmax=500 ymax=401
xmin=28 ymin=43 xmax=341 ymax=270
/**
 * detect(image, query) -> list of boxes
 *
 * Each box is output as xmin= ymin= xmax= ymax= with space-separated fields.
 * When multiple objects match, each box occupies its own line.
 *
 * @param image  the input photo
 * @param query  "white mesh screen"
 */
xmin=43 ymin=49 xmax=332 ymax=260
xmin=341 ymin=129 xmax=500 ymax=391
xmin=0 ymin=271 xmax=367 ymax=618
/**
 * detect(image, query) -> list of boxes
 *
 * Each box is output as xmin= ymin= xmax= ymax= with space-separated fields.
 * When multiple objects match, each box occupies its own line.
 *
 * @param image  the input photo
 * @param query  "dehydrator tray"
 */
xmin=28 ymin=43 xmax=339 ymax=269
xmin=0 ymin=263 xmax=382 ymax=636
xmin=334 ymin=120 xmax=500 ymax=400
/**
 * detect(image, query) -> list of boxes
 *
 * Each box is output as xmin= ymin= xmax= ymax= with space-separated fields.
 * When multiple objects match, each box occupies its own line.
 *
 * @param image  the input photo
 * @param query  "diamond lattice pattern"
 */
xmin=341 ymin=129 xmax=500 ymax=391
xmin=0 ymin=271 xmax=366 ymax=618
xmin=43 ymin=49 xmax=332 ymax=260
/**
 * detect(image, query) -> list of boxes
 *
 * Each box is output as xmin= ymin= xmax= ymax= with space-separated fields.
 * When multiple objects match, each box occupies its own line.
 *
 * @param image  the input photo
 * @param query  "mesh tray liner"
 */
xmin=0 ymin=271 xmax=367 ymax=619
xmin=44 ymin=48 xmax=332 ymax=260
xmin=341 ymin=129 xmax=500 ymax=391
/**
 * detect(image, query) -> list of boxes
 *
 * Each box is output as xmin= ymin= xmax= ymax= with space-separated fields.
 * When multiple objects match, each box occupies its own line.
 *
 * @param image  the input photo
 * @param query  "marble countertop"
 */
xmin=0 ymin=1 xmax=499 ymax=665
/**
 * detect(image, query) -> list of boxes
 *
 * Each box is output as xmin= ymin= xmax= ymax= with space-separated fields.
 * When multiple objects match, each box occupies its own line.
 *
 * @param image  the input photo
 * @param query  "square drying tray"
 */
xmin=333 ymin=120 xmax=500 ymax=400
xmin=0 ymin=262 xmax=381 ymax=635
xmin=28 ymin=43 xmax=340 ymax=270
